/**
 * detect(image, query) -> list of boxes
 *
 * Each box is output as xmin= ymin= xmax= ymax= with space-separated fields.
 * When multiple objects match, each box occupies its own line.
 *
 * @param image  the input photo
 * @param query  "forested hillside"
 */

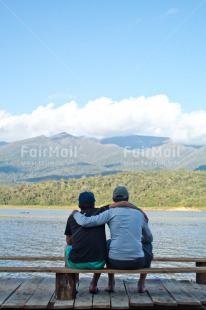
xmin=0 ymin=170 xmax=206 ymax=209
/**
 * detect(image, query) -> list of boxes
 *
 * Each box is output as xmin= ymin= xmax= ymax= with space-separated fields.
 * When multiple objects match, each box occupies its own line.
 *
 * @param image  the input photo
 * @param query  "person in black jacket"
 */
xmin=64 ymin=191 xmax=112 ymax=294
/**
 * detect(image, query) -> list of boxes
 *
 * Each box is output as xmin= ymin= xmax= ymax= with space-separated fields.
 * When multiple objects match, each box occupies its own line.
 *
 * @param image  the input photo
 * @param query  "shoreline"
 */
xmin=0 ymin=205 xmax=205 ymax=212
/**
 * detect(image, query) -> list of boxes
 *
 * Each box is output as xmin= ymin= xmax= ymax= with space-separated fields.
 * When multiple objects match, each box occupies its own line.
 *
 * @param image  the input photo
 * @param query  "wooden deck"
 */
xmin=0 ymin=276 xmax=206 ymax=309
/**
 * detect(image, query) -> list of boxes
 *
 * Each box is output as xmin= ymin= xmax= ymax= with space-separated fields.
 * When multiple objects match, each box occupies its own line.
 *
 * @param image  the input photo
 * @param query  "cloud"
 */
xmin=0 ymin=95 xmax=206 ymax=145
xmin=165 ymin=8 xmax=179 ymax=16
xmin=48 ymin=91 xmax=76 ymax=101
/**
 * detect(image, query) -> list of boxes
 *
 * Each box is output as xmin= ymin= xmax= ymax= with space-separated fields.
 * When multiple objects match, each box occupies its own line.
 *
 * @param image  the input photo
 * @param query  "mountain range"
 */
xmin=0 ymin=132 xmax=205 ymax=183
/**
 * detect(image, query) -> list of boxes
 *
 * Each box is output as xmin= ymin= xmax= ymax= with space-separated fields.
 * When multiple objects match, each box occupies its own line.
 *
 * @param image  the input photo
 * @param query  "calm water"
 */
xmin=1 ymin=208 xmax=206 ymax=279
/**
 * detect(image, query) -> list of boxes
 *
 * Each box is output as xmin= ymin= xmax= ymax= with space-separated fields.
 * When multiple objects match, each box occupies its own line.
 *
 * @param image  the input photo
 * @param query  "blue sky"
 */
xmin=0 ymin=0 xmax=206 ymax=143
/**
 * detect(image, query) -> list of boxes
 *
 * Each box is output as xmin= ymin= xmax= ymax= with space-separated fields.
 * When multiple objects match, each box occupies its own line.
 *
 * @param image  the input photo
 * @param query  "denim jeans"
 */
xmin=107 ymin=241 xmax=153 ymax=270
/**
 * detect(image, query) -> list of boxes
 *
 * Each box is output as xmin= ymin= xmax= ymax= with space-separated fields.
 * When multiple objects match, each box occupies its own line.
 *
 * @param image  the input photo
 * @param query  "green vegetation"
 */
xmin=0 ymin=170 xmax=206 ymax=209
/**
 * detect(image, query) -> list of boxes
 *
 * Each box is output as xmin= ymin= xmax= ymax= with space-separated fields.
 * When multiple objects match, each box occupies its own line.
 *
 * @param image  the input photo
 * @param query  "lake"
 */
xmin=1 ymin=208 xmax=206 ymax=280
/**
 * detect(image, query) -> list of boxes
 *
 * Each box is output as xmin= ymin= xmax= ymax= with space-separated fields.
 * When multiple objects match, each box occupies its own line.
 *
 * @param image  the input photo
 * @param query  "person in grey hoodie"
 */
xmin=73 ymin=186 xmax=153 ymax=293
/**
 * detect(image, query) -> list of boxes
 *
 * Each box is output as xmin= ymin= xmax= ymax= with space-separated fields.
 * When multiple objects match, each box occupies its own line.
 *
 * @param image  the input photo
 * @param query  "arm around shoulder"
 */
xmin=109 ymin=201 xmax=149 ymax=222
xmin=73 ymin=209 xmax=112 ymax=227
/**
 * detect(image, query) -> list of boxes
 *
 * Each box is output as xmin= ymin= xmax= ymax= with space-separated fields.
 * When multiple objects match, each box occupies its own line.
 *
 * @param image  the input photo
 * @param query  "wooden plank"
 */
xmin=53 ymin=298 xmax=74 ymax=309
xmin=50 ymin=293 xmax=71 ymax=309
xmin=53 ymin=289 xmax=74 ymax=310
xmin=1 ymin=256 xmax=206 ymax=262
xmin=180 ymin=280 xmax=206 ymax=304
xmin=110 ymin=278 xmax=129 ymax=309
xmin=2 ymin=277 xmax=43 ymax=308
xmin=0 ymin=278 xmax=23 ymax=305
xmin=153 ymin=257 xmax=206 ymax=262
xmin=146 ymin=279 xmax=177 ymax=307
xmin=124 ymin=279 xmax=154 ymax=307
xmin=0 ymin=256 xmax=64 ymax=261
xmin=74 ymin=277 xmax=93 ymax=309
xmin=161 ymin=278 xmax=201 ymax=306
xmin=198 ymin=283 xmax=206 ymax=290
xmin=1 ymin=266 xmax=206 ymax=273
xmin=25 ymin=277 xmax=55 ymax=309
xmin=92 ymin=277 xmax=110 ymax=309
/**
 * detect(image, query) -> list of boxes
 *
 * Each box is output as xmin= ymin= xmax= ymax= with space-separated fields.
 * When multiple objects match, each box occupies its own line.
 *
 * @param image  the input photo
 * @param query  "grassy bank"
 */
xmin=0 ymin=204 xmax=206 ymax=212
xmin=0 ymin=204 xmax=71 ymax=210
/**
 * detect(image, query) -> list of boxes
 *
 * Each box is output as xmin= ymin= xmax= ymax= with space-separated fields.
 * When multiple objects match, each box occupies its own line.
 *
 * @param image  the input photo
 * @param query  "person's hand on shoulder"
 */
xmin=69 ymin=210 xmax=79 ymax=218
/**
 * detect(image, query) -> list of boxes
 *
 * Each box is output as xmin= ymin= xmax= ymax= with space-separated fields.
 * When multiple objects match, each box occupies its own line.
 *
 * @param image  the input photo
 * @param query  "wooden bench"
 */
xmin=0 ymin=256 xmax=206 ymax=300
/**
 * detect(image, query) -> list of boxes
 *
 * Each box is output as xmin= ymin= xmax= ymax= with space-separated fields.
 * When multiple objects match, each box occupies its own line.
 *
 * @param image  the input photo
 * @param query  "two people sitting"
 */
xmin=64 ymin=186 xmax=153 ymax=293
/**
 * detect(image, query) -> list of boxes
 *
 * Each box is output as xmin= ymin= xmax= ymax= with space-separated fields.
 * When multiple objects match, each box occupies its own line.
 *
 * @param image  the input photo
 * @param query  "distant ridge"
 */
xmin=0 ymin=141 xmax=7 ymax=147
xmin=100 ymin=135 xmax=170 ymax=149
xmin=50 ymin=132 xmax=74 ymax=140
xmin=195 ymin=165 xmax=206 ymax=171
xmin=0 ymin=132 xmax=206 ymax=183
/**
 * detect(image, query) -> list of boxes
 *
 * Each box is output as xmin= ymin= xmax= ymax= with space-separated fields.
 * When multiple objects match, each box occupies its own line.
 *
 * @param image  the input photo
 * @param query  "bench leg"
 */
xmin=56 ymin=273 xmax=76 ymax=300
xmin=196 ymin=262 xmax=206 ymax=284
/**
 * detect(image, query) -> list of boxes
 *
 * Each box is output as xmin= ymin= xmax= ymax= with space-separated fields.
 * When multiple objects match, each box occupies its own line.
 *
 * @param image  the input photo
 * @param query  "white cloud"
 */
xmin=165 ymin=8 xmax=179 ymax=16
xmin=0 ymin=95 xmax=206 ymax=145
xmin=48 ymin=91 xmax=76 ymax=101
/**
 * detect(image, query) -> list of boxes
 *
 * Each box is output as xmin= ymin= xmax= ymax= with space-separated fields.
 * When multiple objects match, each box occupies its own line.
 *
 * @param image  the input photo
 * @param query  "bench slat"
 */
xmin=0 ymin=267 xmax=206 ymax=273
xmin=0 ymin=256 xmax=64 ymax=261
xmin=154 ymin=257 xmax=206 ymax=262
xmin=1 ymin=256 xmax=206 ymax=262
xmin=0 ymin=256 xmax=206 ymax=263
